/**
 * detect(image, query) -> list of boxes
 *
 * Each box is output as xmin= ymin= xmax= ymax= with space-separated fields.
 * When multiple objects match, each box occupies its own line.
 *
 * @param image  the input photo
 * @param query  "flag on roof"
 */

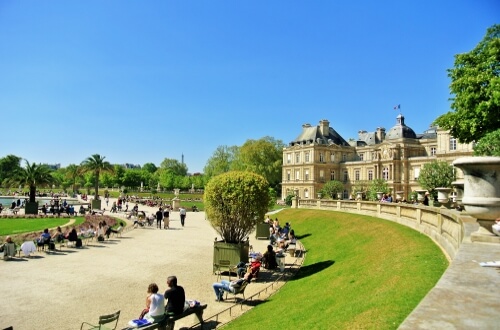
xmin=393 ymin=104 xmax=400 ymax=110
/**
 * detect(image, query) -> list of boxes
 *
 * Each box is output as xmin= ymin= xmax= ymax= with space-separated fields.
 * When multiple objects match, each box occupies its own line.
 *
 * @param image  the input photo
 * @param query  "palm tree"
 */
xmin=80 ymin=154 xmax=114 ymax=200
xmin=4 ymin=160 xmax=58 ymax=214
xmin=65 ymin=164 xmax=81 ymax=193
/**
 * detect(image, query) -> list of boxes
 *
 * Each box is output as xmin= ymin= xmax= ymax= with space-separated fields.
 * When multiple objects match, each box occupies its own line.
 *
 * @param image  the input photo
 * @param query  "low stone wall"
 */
xmin=300 ymin=199 xmax=464 ymax=260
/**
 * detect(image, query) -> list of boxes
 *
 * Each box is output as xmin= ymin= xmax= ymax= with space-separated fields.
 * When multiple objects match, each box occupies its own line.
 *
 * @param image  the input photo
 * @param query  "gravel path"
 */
xmin=0 ymin=203 xmax=287 ymax=330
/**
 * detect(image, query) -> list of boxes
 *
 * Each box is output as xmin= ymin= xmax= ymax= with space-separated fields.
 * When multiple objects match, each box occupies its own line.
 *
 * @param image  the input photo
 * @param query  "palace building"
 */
xmin=281 ymin=114 xmax=474 ymax=200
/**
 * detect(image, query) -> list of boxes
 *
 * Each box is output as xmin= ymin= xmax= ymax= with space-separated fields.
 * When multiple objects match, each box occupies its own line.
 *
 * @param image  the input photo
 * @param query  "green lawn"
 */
xmin=225 ymin=209 xmax=448 ymax=329
xmin=0 ymin=217 xmax=86 ymax=236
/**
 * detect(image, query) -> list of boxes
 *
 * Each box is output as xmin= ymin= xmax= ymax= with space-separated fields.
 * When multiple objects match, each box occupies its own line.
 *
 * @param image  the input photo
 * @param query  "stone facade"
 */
xmin=281 ymin=115 xmax=474 ymax=200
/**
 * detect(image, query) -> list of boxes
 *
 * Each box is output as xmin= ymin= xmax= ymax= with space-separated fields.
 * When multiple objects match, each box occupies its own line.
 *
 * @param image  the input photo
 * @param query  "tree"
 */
xmin=122 ymin=169 xmax=143 ymax=189
xmin=80 ymin=154 xmax=114 ymax=199
xmin=112 ymin=164 xmax=126 ymax=187
xmin=351 ymin=180 xmax=370 ymax=199
xmin=434 ymin=24 xmax=500 ymax=144
xmin=65 ymin=164 xmax=81 ymax=193
xmin=473 ymin=129 xmax=500 ymax=156
xmin=366 ymin=179 xmax=390 ymax=201
xmin=158 ymin=169 xmax=176 ymax=190
xmin=417 ymin=161 xmax=455 ymax=200
xmin=4 ymin=160 xmax=57 ymax=213
xmin=160 ymin=158 xmax=188 ymax=176
xmin=231 ymin=137 xmax=284 ymax=192
xmin=321 ymin=180 xmax=344 ymax=199
xmin=0 ymin=155 xmax=21 ymax=184
xmin=203 ymin=145 xmax=238 ymax=178
xmin=142 ymin=162 xmax=158 ymax=174
xmin=204 ymin=171 xmax=270 ymax=243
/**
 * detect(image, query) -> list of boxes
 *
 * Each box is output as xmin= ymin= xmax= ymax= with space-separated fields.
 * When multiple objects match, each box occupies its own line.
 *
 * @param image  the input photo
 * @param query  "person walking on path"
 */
xmin=155 ymin=207 xmax=163 ymax=229
xmin=179 ymin=207 xmax=186 ymax=227
xmin=163 ymin=207 xmax=170 ymax=229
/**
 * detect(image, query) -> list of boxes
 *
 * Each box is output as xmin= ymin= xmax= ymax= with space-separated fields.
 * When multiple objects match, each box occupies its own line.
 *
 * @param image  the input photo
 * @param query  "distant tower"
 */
xmin=182 ymin=153 xmax=184 ymax=165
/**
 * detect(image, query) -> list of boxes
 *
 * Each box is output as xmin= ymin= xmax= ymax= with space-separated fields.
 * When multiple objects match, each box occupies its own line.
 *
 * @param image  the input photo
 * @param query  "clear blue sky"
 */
xmin=0 ymin=1 xmax=498 ymax=173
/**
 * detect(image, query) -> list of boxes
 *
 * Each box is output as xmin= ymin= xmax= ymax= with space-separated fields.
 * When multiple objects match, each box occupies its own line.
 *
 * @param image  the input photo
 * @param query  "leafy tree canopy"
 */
xmin=231 ymin=136 xmax=284 ymax=191
xmin=142 ymin=163 xmax=158 ymax=174
xmin=434 ymin=24 xmax=500 ymax=143
xmin=203 ymin=145 xmax=239 ymax=178
xmin=366 ymin=179 xmax=390 ymax=201
xmin=473 ymin=128 xmax=500 ymax=156
xmin=321 ymin=180 xmax=344 ymax=199
xmin=80 ymin=154 xmax=114 ymax=199
xmin=4 ymin=160 xmax=57 ymax=203
xmin=160 ymin=158 xmax=188 ymax=176
xmin=417 ymin=161 xmax=455 ymax=199
xmin=0 ymin=154 xmax=22 ymax=184
xmin=204 ymin=171 xmax=270 ymax=243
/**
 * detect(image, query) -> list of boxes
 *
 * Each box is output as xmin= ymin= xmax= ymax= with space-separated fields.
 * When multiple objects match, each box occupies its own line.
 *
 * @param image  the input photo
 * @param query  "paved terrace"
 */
xmin=0 ymin=201 xmax=302 ymax=330
xmin=400 ymin=216 xmax=500 ymax=329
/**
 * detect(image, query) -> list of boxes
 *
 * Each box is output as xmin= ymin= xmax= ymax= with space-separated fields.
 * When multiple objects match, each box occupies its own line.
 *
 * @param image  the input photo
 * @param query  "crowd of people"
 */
xmin=130 ymin=205 xmax=181 ymax=230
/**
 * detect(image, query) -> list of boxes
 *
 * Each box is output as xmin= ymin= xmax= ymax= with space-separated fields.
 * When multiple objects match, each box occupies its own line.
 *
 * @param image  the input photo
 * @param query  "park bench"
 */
xmin=124 ymin=304 xmax=207 ymax=330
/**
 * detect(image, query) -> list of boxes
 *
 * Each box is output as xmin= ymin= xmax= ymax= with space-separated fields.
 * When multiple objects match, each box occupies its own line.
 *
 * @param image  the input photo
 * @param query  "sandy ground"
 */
xmin=0 ymin=199 xmax=290 ymax=330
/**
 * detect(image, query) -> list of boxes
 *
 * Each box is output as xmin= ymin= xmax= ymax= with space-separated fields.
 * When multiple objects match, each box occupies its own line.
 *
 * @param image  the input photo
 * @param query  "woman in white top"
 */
xmin=139 ymin=283 xmax=165 ymax=321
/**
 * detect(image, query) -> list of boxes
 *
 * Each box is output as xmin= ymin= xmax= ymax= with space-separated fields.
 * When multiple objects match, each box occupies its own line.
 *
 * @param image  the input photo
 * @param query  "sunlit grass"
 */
xmin=226 ymin=209 xmax=448 ymax=329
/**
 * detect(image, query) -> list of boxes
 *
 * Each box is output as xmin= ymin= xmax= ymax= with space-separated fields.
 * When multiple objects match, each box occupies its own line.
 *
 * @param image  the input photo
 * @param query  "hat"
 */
xmin=425 ymin=192 xmax=430 ymax=195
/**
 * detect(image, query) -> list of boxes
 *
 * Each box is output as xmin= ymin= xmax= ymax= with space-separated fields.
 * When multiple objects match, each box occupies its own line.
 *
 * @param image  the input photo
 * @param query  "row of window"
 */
xmin=285 ymin=141 xmax=459 ymax=164
xmin=286 ymin=152 xmax=348 ymax=164
xmin=285 ymin=168 xmax=394 ymax=182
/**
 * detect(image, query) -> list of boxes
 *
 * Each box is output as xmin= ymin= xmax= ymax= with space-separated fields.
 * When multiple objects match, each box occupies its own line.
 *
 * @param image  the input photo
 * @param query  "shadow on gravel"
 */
xmin=289 ymin=260 xmax=335 ymax=281
xmin=4 ymin=257 xmax=28 ymax=262
xmin=187 ymin=320 xmax=219 ymax=329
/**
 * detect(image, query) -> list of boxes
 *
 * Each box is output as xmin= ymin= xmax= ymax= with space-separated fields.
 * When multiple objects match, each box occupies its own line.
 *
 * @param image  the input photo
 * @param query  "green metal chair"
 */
xmin=225 ymin=280 xmax=249 ymax=304
xmin=80 ymin=310 xmax=120 ymax=330
xmin=216 ymin=260 xmax=232 ymax=281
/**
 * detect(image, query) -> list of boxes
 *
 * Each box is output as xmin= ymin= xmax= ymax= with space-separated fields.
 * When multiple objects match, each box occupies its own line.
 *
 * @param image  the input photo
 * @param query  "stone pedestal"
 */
xmin=91 ymin=199 xmax=102 ymax=210
xmin=171 ymin=197 xmax=180 ymax=211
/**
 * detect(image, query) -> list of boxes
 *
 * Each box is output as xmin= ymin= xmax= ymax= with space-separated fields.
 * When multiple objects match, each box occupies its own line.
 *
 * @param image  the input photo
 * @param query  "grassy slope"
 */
xmin=226 ymin=209 xmax=448 ymax=329
xmin=0 ymin=218 xmax=87 ymax=244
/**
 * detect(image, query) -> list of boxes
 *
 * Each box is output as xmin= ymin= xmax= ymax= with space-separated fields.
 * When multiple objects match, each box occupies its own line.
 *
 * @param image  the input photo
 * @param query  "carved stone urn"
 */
xmin=415 ymin=189 xmax=427 ymax=202
xmin=451 ymin=180 xmax=464 ymax=207
xmin=435 ymin=188 xmax=452 ymax=203
xmin=453 ymin=157 xmax=500 ymax=243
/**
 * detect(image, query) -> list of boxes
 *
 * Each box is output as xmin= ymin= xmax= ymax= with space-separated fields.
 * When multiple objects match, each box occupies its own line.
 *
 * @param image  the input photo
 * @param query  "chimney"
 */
xmin=319 ymin=119 xmax=330 ymax=136
xmin=376 ymin=127 xmax=386 ymax=143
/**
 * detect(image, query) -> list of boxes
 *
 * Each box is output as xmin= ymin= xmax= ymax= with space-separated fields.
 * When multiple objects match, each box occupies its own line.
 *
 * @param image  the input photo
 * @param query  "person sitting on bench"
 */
xmin=164 ymin=276 xmax=185 ymax=316
xmin=262 ymin=244 xmax=278 ymax=269
xmin=139 ymin=283 xmax=165 ymax=322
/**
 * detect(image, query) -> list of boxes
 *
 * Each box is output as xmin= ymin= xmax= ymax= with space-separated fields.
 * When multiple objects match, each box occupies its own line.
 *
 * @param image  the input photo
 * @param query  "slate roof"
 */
xmin=290 ymin=124 xmax=349 ymax=146
xmin=385 ymin=114 xmax=417 ymax=140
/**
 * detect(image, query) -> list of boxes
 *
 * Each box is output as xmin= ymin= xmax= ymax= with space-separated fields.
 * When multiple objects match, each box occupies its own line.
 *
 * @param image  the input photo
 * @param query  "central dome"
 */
xmin=386 ymin=114 xmax=417 ymax=139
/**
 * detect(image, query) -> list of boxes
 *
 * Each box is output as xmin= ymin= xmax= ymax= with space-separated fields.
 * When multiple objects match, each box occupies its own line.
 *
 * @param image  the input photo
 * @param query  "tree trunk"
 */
xmin=94 ymin=171 xmax=99 ymax=200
